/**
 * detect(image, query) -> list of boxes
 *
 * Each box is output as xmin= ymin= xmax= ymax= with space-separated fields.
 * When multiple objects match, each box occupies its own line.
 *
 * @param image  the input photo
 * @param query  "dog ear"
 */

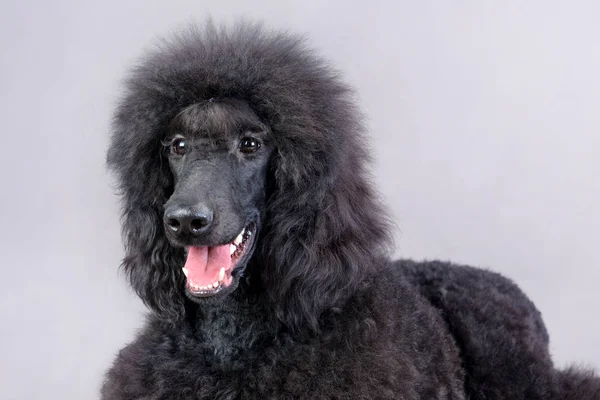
xmin=258 ymin=101 xmax=392 ymax=333
xmin=118 ymin=206 xmax=186 ymax=323
xmin=107 ymin=106 xmax=187 ymax=324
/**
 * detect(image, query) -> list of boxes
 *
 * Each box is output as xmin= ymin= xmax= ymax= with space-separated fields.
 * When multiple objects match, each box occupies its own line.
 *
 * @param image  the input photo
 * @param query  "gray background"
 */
xmin=1 ymin=1 xmax=598 ymax=398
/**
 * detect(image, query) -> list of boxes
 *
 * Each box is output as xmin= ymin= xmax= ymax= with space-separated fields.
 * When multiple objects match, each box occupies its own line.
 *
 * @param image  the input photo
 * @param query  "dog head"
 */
xmin=107 ymin=22 xmax=390 ymax=330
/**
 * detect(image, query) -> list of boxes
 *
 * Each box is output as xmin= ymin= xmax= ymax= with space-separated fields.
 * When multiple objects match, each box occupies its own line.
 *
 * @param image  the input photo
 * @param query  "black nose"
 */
xmin=164 ymin=205 xmax=214 ymax=236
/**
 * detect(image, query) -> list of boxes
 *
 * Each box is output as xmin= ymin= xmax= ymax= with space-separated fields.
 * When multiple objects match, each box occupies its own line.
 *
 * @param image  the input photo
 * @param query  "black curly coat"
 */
xmin=102 ymin=21 xmax=600 ymax=399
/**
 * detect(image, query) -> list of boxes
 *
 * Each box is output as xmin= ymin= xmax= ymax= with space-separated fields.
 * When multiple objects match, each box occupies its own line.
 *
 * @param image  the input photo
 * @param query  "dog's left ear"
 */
xmin=257 ymin=102 xmax=392 ymax=333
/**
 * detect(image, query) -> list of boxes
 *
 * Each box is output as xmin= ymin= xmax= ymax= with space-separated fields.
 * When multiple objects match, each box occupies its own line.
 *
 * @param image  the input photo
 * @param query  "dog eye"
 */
xmin=171 ymin=138 xmax=186 ymax=155
xmin=239 ymin=137 xmax=261 ymax=153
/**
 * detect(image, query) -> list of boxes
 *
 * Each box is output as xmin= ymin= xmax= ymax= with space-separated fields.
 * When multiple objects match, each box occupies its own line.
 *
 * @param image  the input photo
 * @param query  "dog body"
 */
xmin=102 ymin=22 xmax=600 ymax=399
xmin=102 ymin=267 xmax=465 ymax=399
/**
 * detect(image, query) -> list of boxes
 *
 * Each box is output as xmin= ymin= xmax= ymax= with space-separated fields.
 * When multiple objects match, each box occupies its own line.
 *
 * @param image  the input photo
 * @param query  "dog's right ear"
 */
xmin=118 ymin=205 xmax=186 ymax=323
xmin=107 ymin=99 xmax=187 ymax=324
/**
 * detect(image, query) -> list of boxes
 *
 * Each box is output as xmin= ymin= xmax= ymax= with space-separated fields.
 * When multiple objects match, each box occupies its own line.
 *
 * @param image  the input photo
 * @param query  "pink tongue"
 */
xmin=184 ymin=245 xmax=232 ymax=286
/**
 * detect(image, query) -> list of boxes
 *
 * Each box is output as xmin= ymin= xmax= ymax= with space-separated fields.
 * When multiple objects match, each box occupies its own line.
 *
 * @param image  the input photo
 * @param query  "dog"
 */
xmin=102 ymin=21 xmax=600 ymax=399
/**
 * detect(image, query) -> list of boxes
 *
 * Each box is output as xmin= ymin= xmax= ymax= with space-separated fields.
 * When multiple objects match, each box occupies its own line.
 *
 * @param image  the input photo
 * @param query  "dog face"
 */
xmin=162 ymin=99 xmax=273 ymax=302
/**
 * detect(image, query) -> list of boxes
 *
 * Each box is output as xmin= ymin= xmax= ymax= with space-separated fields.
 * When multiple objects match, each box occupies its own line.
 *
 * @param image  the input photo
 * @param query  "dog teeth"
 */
xmin=233 ymin=230 xmax=244 ymax=245
xmin=230 ymin=244 xmax=237 ymax=255
xmin=189 ymin=281 xmax=221 ymax=291
xmin=187 ymin=268 xmax=226 ymax=293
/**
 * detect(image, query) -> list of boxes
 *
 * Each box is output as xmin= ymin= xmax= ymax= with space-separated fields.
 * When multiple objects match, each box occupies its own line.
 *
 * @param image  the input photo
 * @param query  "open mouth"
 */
xmin=182 ymin=223 xmax=255 ymax=298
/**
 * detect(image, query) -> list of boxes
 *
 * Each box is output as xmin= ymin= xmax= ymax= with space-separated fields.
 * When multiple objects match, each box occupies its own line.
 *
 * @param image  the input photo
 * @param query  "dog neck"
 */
xmin=186 ymin=292 xmax=278 ymax=365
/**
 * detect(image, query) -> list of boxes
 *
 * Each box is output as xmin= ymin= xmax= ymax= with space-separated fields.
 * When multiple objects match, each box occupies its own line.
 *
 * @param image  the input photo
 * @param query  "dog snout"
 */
xmin=164 ymin=205 xmax=214 ymax=237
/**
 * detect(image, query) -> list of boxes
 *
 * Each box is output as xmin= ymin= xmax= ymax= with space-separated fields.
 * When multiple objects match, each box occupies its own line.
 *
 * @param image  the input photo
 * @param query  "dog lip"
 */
xmin=218 ymin=221 xmax=257 ymax=248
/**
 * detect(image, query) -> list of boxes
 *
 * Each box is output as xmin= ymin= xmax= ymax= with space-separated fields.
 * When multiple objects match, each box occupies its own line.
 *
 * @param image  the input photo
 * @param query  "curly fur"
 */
xmin=102 ymin=21 xmax=599 ymax=399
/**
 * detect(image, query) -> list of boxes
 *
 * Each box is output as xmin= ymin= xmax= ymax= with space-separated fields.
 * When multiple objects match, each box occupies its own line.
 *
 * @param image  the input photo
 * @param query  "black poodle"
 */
xmin=102 ymin=21 xmax=599 ymax=399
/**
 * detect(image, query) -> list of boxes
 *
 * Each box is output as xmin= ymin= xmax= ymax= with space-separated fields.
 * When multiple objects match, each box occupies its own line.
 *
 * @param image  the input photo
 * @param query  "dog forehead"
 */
xmin=170 ymin=100 xmax=264 ymax=139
